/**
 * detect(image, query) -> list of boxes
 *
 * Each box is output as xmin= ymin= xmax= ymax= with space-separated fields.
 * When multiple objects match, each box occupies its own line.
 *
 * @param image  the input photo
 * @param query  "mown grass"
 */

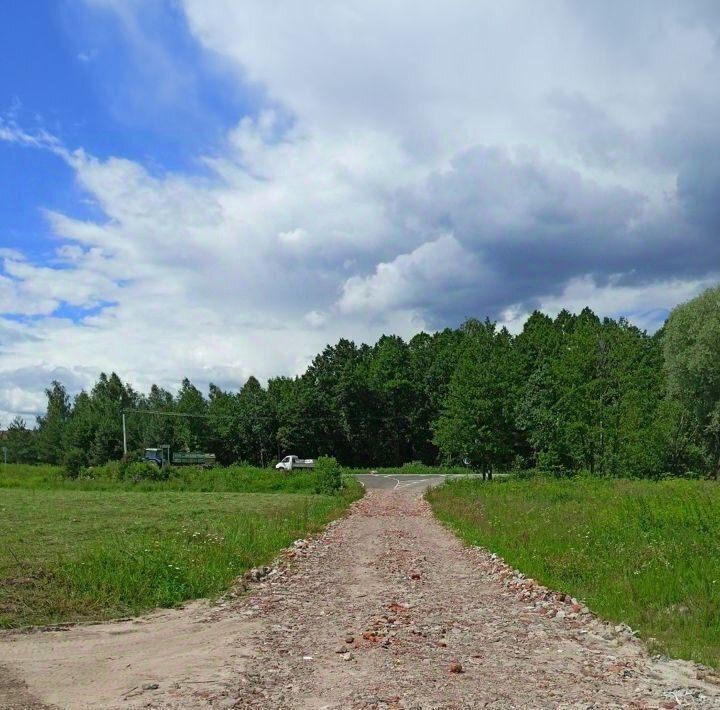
xmin=0 ymin=467 xmax=362 ymax=628
xmin=0 ymin=463 xmax=330 ymax=493
xmin=427 ymin=476 xmax=720 ymax=668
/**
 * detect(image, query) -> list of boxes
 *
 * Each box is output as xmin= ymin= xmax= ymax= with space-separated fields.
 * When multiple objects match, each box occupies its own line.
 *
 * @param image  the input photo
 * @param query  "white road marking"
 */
xmin=354 ymin=473 xmax=451 ymax=490
xmin=395 ymin=478 xmax=442 ymax=489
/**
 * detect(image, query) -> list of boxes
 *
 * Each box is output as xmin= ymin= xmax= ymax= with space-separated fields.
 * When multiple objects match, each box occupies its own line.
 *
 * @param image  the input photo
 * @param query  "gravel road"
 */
xmin=2 ymin=484 xmax=719 ymax=709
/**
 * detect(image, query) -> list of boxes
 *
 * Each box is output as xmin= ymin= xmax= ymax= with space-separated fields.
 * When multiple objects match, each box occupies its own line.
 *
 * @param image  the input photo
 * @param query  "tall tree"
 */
xmin=664 ymin=285 xmax=720 ymax=478
xmin=140 ymin=385 xmax=177 ymax=450
xmin=174 ymin=378 xmax=208 ymax=451
xmin=89 ymin=373 xmax=135 ymax=464
xmin=235 ymin=376 xmax=274 ymax=466
xmin=4 ymin=416 xmax=36 ymax=463
xmin=36 ymin=381 xmax=70 ymax=464
xmin=65 ymin=391 xmax=95 ymax=464
xmin=434 ymin=320 xmax=521 ymax=477
xmin=367 ymin=335 xmax=414 ymax=466
xmin=207 ymin=383 xmax=241 ymax=465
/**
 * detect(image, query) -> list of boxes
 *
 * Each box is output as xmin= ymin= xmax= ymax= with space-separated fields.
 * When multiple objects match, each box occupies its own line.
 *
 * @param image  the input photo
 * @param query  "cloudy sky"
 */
xmin=1 ymin=0 xmax=719 ymax=423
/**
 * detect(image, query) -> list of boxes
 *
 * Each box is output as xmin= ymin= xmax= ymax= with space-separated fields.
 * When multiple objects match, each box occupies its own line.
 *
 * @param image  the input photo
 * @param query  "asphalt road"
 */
xmin=353 ymin=472 xmax=454 ymax=491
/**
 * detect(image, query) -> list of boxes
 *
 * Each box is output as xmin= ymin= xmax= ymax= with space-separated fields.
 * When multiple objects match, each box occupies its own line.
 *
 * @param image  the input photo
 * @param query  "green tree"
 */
xmin=664 ymin=285 xmax=720 ymax=477
xmin=88 ymin=373 xmax=136 ymax=464
xmin=65 ymin=392 xmax=95 ymax=466
xmin=174 ymin=378 xmax=208 ymax=451
xmin=4 ymin=416 xmax=36 ymax=463
xmin=514 ymin=311 xmax=565 ymax=471
xmin=139 ymin=385 xmax=177 ymax=450
xmin=236 ymin=376 xmax=274 ymax=466
xmin=268 ymin=376 xmax=313 ymax=459
xmin=366 ymin=335 xmax=414 ymax=466
xmin=207 ymin=383 xmax=241 ymax=465
xmin=36 ymin=381 xmax=70 ymax=464
xmin=434 ymin=319 xmax=521 ymax=477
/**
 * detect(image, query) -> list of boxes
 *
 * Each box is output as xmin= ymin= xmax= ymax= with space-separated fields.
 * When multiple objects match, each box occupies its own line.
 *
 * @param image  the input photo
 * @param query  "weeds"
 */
xmin=427 ymin=476 xmax=720 ymax=668
xmin=0 ymin=467 xmax=363 ymax=627
xmin=0 ymin=463 xmax=345 ymax=494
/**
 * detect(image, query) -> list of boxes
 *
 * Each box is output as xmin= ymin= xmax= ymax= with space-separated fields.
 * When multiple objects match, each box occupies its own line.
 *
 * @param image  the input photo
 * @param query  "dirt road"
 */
xmin=1 ymin=481 xmax=718 ymax=709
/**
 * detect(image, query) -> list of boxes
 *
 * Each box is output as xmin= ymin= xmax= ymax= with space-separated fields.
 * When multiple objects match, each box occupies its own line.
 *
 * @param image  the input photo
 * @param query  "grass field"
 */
xmin=427 ymin=476 xmax=720 ymax=668
xmin=0 ymin=463 xmax=332 ymax=493
xmin=0 ymin=464 xmax=362 ymax=628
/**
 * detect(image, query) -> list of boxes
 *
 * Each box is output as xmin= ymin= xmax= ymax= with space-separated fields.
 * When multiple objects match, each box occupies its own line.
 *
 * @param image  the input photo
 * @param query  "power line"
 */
xmin=121 ymin=409 xmax=418 ymax=423
xmin=122 ymin=409 xmax=216 ymax=419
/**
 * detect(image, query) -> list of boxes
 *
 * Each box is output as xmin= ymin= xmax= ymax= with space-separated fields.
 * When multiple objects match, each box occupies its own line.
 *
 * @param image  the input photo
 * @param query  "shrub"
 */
xmin=118 ymin=452 xmax=142 ymax=478
xmin=123 ymin=461 xmax=169 ymax=482
xmin=314 ymin=456 xmax=342 ymax=495
xmin=536 ymin=451 xmax=574 ymax=478
xmin=63 ymin=449 xmax=87 ymax=479
xmin=102 ymin=460 xmax=123 ymax=480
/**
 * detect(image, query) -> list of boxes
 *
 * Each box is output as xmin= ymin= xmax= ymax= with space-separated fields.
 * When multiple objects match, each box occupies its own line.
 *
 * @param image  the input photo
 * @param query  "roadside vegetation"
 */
xmin=0 ymin=461 xmax=345 ymax=494
xmin=0 ymin=458 xmax=361 ymax=628
xmin=428 ymin=476 xmax=720 ymax=668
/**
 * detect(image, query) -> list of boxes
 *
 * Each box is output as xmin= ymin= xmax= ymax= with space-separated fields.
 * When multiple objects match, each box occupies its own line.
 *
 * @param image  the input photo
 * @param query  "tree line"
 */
xmin=3 ymin=285 xmax=720 ymax=477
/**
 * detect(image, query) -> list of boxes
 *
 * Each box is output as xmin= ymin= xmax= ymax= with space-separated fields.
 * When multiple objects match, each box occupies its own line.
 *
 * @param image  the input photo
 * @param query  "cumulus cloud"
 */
xmin=338 ymin=235 xmax=491 ymax=319
xmin=499 ymin=274 xmax=716 ymax=334
xmin=2 ymin=0 xmax=720 ymax=420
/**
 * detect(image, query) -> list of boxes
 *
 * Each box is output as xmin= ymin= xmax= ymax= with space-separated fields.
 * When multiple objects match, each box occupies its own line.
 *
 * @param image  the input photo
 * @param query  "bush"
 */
xmin=102 ymin=460 xmax=123 ymax=480
xmin=123 ymin=461 xmax=169 ymax=482
xmin=63 ymin=449 xmax=87 ymax=479
xmin=314 ymin=456 xmax=342 ymax=495
xmin=536 ymin=451 xmax=574 ymax=478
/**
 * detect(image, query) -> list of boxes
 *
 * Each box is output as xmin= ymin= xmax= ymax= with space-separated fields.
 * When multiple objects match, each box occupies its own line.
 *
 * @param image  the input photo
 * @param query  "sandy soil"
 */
xmin=1 ymin=485 xmax=719 ymax=709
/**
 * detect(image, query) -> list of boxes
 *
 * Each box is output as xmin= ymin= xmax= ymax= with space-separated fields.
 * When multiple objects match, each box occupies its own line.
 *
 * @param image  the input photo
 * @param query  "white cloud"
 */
xmin=304 ymin=310 xmax=327 ymax=328
xmin=338 ymin=234 xmax=491 ymax=317
xmin=3 ymin=1 xmax=720 ymax=420
xmin=499 ymin=274 xmax=719 ymax=334
xmin=77 ymin=50 xmax=99 ymax=62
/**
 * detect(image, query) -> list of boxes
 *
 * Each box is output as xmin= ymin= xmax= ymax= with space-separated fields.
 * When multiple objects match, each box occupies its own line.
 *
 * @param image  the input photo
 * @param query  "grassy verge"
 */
xmin=427 ymin=476 xmax=720 ymax=668
xmin=0 ymin=463 xmax=330 ymax=493
xmin=0 ymin=482 xmax=362 ymax=628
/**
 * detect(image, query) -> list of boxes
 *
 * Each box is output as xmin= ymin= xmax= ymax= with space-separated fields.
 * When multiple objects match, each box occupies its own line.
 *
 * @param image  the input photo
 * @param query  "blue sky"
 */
xmin=0 ymin=0 xmax=260 ymax=258
xmin=1 ymin=0 xmax=719 ymax=423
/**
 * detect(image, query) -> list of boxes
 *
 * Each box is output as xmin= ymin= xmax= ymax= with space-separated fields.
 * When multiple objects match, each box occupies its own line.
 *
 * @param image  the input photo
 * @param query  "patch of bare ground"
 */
xmin=1 ymin=488 xmax=719 ymax=709
xmin=0 ymin=602 xmax=259 ymax=709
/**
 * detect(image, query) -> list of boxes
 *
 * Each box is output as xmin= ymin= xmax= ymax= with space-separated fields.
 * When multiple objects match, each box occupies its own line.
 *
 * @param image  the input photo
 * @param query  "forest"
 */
xmin=4 ymin=285 xmax=720 ymax=478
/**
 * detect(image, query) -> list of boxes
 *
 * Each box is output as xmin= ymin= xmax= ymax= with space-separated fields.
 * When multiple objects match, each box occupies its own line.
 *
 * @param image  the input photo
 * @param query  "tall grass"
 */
xmin=427 ymin=476 xmax=720 ymax=668
xmin=0 ymin=485 xmax=362 ymax=628
xmin=0 ymin=463 xmax=335 ymax=493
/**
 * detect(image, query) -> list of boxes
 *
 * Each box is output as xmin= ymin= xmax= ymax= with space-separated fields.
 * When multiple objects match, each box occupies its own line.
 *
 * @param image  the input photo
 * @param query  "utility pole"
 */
xmin=122 ymin=412 xmax=127 ymax=457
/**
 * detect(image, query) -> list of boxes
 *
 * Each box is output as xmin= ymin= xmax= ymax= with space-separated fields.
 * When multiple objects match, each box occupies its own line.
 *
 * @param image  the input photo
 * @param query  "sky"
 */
xmin=1 ymin=0 xmax=720 ymax=424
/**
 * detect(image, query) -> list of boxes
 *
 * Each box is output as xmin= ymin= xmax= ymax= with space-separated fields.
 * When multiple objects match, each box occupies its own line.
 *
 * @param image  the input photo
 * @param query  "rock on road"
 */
xmin=1 ymin=477 xmax=718 ymax=709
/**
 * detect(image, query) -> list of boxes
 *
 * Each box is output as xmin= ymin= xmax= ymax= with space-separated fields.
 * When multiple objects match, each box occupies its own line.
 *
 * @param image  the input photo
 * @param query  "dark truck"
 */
xmin=143 ymin=446 xmax=216 ymax=468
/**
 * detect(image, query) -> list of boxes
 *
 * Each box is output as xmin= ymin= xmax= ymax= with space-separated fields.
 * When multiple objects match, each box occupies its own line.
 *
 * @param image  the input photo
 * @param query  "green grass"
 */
xmin=427 ymin=476 xmax=720 ymax=668
xmin=0 ymin=469 xmax=362 ymax=628
xmin=0 ymin=463 xmax=335 ymax=493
